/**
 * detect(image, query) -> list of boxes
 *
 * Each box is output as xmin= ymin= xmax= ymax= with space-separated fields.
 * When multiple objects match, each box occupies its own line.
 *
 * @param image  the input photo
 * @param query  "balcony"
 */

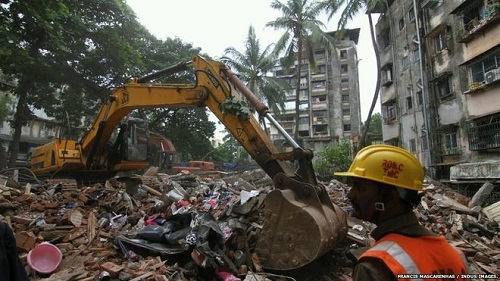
xmin=312 ymin=117 xmax=327 ymax=125
xmin=468 ymin=113 xmax=500 ymax=150
xmin=442 ymin=147 xmax=461 ymax=156
xmin=454 ymin=2 xmax=500 ymax=43
xmin=465 ymin=68 xmax=500 ymax=94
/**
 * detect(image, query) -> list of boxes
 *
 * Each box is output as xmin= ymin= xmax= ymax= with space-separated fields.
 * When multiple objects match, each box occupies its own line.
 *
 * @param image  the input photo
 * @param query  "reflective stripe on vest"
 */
xmin=360 ymin=233 xmax=468 ymax=280
xmin=365 ymin=241 xmax=423 ymax=281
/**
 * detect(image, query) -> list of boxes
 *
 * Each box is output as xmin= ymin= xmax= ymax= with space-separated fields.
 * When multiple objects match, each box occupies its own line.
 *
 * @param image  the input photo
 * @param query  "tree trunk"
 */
xmin=8 ymin=84 xmax=29 ymax=168
xmin=0 ymin=145 xmax=6 ymax=169
xmin=357 ymin=13 xmax=381 ymax=152
xmin=294 ymin=37 xmax=303 ymax=141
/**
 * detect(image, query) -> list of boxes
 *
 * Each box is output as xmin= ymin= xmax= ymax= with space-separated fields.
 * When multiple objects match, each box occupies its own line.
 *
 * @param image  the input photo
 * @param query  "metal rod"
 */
xmin=136 ymin=61 xmax=191 ymax=83
xmin=264 ymin=113 xmax=300 ymax=149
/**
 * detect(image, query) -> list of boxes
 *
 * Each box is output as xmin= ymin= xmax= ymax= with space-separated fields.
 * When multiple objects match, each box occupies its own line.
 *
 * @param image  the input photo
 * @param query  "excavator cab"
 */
xmin=104 ymin=118 xmax=149 ymax=168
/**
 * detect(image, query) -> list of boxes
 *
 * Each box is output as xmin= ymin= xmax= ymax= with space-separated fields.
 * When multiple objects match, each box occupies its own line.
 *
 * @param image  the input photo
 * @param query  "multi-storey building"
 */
xmin=374 ymin=0 xmax=500 ymax=186
xmin=0 ymin=110 xmax=60 ymax=167
xmin=271 ymin=29 xmax=363 ymax=153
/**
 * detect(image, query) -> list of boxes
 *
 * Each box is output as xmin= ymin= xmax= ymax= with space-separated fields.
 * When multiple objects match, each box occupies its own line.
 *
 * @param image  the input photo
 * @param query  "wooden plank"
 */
xmin=482 ymin=200 xmax=500 ymax=223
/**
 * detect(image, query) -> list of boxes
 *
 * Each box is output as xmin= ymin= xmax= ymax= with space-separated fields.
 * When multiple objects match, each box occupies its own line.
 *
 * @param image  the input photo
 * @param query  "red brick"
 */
xmin=16 ymin=231 xmax=37 ymax=252
xmin=44 ymin=202 xmax=59 ymax=209
xmin=100 ymin=261 xmax=124 ymax=278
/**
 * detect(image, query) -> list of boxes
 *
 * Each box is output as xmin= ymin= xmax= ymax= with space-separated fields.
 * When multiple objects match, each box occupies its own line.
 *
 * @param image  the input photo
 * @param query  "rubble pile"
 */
xmin=0 ymin=169 xmax=498 ymax=281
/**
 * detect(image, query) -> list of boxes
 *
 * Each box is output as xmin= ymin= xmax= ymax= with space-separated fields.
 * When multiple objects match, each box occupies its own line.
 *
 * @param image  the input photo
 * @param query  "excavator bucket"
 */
xmin=255 ymin=173 xmax=348 ymax=270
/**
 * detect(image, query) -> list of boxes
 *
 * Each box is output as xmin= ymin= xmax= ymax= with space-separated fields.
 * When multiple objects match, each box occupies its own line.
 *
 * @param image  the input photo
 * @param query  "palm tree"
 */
xmin=320 ymin=0 xmax=385 ymax=151
xmin=222 ymin=25 xmax=290 ymax=117
xmin=266 ymin=0 xmax=335 ymax=140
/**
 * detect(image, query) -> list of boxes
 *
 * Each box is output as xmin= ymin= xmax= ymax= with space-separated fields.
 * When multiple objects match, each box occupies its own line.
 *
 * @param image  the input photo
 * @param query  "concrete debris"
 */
xmin=0 ymin=170 xmax=498 ymax=281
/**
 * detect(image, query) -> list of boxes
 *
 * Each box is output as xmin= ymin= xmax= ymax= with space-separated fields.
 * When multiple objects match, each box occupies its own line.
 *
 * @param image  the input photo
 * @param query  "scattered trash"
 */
xmin=1 ymin=169 xmax=498 ymax=280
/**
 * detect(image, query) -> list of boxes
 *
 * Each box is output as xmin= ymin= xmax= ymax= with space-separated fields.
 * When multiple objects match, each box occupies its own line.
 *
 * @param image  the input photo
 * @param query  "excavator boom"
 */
xmin=29 ymin=55 xmax=347 ymax=270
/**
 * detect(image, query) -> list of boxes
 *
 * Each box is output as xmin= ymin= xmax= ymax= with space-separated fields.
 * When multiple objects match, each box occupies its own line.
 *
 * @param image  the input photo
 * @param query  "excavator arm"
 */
xmin=30 ymin=55 xmax=347 ymax=270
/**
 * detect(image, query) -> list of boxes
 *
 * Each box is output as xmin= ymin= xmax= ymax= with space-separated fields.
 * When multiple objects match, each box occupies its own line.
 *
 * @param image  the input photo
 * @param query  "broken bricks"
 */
xmin=1 ymin=169 xmax=499 ymax=280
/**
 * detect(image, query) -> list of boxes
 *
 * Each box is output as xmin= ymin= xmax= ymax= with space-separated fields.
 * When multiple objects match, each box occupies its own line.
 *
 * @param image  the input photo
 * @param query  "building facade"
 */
xmin=375 ymin=0 xmax=500 ymax=182
xmin=0 ymin=113 xmax=60 ymax=168
xmin=271 ymin=29 xmax=363 ymax=153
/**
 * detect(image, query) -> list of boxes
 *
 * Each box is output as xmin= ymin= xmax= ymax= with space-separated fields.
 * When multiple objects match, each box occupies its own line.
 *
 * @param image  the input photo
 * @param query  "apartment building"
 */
xmin=271 ymin=29 xmax=363 ymax=153
xmin=0 ymin=111 xmax=60 ymax=167
xmin=375 ymin=0 xmax=500 ymax=183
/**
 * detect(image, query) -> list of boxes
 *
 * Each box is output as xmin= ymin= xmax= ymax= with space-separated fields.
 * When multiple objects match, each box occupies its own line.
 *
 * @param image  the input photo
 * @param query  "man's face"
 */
xmin=346 ymin=178 xmax=381 ymax=223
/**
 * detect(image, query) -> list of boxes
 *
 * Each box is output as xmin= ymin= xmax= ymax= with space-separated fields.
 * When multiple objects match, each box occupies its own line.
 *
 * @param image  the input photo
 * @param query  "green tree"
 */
xmin=366 ymin=112 xmax=382 ymax=135
xmin=320 ymin=0 xmax=384 ymax=151
xmin=267 ymin=0 xmax=335 ymax=139
xmin=0 ymin=90 xmax=12 ymax=168
xmin=314 ymin=138 xmax=353 ymax=180
xmin=222 ymin=25 xmax=289 ymax=116
xmin=0 ymin=0 xmax=149 ymax=167
xmin=145 ymin=108 xmax=215 ymax=161
xmin=0 ymin=0 xmax=215 ymax=167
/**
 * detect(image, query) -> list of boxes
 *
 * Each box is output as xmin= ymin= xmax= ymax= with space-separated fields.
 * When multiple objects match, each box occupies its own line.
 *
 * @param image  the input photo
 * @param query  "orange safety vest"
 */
xmin=359 ymin=233 xmax=469 ymax=281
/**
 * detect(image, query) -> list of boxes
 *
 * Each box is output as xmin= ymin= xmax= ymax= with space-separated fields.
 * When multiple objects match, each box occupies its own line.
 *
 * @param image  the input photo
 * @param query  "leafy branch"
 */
xmin=220 ymin=97 xmax=251 ymax=120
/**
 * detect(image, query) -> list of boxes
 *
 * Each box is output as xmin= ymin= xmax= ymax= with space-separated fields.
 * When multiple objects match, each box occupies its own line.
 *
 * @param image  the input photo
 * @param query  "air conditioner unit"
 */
xmin=485 ymin=70 xmax=497 ymax=83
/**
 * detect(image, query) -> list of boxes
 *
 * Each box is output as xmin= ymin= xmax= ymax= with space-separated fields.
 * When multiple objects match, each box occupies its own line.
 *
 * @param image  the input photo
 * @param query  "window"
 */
xmin=413 ymin=49 xmax=420 ymax=62
xmin=342 ymin=94 xmax=349 ymax=102
xmin=300 ymin=77 xmax=308 ymax=87
xmin=399 ymin=17 xmax=405 ymax=31
xmin=416 ymin=90 xmax=423 ymax=106
xmin=379 ymin=29 xmax=391 ymax=49
xmin=313 ymin=110 xmax=327 ymax=118
xmin=382 ymin=64 xmax=393 ymax=86
xmin=314 ymin=50 xmax=325 ymax=60
xmin=402 ymin=56 xmax=409 ymax=70
xmin=342 ymin=108 xmax=350 ymax=116
xmin=384 ymin=101 xmax=397 ymax=123
xmin=469 ymin=51 xmax=499 ymax=84
xmin=311 ymin=80 xmax=325 ymax=89
xmin=409 ymin=139 xmax=416 ymax=153
xmin=408 ymin=7 xmax=415 ymax=22
xmin=435 ymin=29 xmax=448 ymax=52
xmin=313 ymin=125 xmax=328 ymax=135
xmin=318 ymin=64 xmax=326 ymax=73
xmin=311 ymin=95 xmax=326 ymax=103
xmin=341 ymin=64 xmax=348 ymax=74
xmin=344 ymin=124 xmax=351 ymax=131
xmin=467 ymin=112 xmax=500 ymax=150
xmin=421 ymin=133 xmax=428 ymax=151
xmin=436 ymin=76 xmax=452 ymax=99
xmin=462 ymin=1 xmax=494 ymax=32
xmin=299 ymin=102 xmax=309 ymax=111
xmin=300 ymin=89 xmax=309 ymax=99
xmin=284 ymin=101 xmax=295 ymax=110
xmin=443 ymin=131 xmax=459 ymax=155
xmin=340 ymin=49 xmax=348 ymax=60
xmin=406 ymin=96 xmax=413 ymax=110
xmin=387 ymin=104 xmax=396 ymax=120
xmin=299 ymin=117 xmax=309 ymax=124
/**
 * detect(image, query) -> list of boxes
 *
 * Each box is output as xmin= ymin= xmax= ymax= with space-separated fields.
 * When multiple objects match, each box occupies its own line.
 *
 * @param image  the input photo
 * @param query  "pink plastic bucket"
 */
xmin=27 ymin=242 xmax=62 ymax=274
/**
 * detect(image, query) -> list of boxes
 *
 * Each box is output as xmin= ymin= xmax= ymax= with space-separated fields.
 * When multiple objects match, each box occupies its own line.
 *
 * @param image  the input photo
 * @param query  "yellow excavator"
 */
xmin=29 ymin=55 xmax=347 ymax=270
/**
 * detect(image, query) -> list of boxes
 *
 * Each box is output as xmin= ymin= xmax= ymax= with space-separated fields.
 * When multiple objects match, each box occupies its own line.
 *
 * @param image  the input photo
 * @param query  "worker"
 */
xmin=335 ymin=145 xmax=469 ymax=281
xmin=0 ymin=220 xmax=29 ymax=281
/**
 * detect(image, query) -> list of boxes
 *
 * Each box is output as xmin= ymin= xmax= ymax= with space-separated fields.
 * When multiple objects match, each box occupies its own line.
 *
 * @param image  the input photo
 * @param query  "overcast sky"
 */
xmin=125 ymin=0 xmax=380 ymax=123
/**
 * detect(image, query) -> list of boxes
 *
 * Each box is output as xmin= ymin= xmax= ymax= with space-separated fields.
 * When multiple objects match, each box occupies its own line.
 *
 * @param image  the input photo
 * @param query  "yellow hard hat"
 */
xmin=335 ymin=144 xmax=424 ymax=191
